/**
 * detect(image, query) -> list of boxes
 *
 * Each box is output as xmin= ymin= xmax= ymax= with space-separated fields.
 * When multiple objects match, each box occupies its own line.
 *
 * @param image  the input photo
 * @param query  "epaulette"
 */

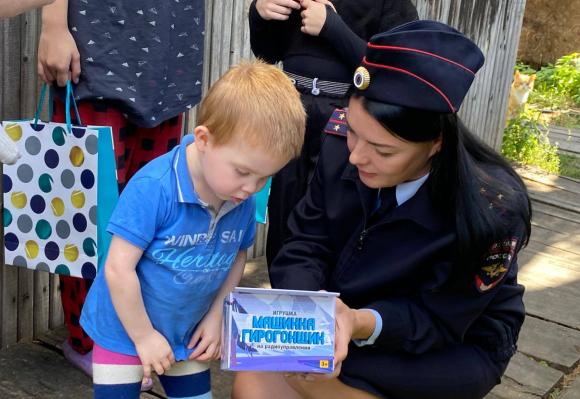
xmin=323 ymin=108 xmax=347 ymax=137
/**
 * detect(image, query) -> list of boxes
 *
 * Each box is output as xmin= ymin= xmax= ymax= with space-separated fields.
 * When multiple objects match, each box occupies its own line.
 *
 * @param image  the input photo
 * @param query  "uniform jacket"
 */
xmin=269 ymin=133 xmax=527 ymax=392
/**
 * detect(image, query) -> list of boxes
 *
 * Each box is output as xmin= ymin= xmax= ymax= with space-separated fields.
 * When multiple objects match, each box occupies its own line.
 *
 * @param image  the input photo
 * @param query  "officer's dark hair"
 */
xmin=357 ymin=95 xmax=532 ymax=268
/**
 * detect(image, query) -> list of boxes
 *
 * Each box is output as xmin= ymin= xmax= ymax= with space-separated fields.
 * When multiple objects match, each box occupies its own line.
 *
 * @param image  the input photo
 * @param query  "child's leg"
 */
xmin=92 ymin=343 xmax=143 ymax=399
xmin=158 ymin=359 xmax=212 ymax=399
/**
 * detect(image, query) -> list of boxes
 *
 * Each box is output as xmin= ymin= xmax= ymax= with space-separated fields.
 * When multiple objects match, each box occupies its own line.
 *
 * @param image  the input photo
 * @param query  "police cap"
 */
xmin=353 ymin=20 xmax=485 ymax=113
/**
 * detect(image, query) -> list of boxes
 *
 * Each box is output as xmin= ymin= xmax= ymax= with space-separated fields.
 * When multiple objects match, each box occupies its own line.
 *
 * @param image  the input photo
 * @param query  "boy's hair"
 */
xmin=196 ymin=60 xmax=305 ymax=160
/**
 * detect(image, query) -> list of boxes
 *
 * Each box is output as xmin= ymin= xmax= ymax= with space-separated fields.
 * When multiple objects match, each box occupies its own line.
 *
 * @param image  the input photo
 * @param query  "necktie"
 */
xmin=369 ymin=186 xmax=397 ymax=224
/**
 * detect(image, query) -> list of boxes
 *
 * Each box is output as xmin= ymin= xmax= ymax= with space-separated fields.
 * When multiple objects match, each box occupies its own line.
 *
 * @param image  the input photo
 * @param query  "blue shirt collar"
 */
xmin=396 ymin=173 xmax=429 ymax=206
xmin=172 ymin=135 xmax=241 ymax=215
xmin=173 ymin=134 xmax=200 ymax=204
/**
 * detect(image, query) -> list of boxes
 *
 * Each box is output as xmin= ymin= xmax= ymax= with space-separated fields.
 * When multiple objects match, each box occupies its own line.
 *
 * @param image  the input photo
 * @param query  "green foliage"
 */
xmin=502 ymin=108 xmax=560 ymax=174
xmin=526 ymin=53 xmax=580 ymax=107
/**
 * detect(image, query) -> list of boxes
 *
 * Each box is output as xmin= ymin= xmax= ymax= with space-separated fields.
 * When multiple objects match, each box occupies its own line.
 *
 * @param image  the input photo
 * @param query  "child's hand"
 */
xmin=300 ymin=0 xmax=328 ymax=36
xmin=134 ymin=330 xmax=176 ymax=379
xmin=187 ymin=309 xmax=223 ymax=362
xmin=38 ymin=25 xmax=81 ymax=86
xmin=313 ymin=0 xmax=336 ymax=13
xmin=256 ymin=0 xmax=300 ymax=21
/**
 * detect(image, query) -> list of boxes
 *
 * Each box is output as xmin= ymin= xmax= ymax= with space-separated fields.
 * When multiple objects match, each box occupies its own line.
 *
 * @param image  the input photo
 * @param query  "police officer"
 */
xmin=233 ymin=20 xmax=531 ymax=399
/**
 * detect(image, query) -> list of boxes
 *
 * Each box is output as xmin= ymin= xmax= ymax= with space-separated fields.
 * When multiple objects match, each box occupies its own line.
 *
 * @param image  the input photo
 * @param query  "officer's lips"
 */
xmin=358 ymin=169 xmax=377 ymax=179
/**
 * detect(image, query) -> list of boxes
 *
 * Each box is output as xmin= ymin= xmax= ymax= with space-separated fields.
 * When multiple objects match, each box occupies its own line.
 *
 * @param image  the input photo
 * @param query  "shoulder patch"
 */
xmin=323 ymin=108 xmax=348 ymax=137
xmin=475 ymin=237 xmax=518 ymax=293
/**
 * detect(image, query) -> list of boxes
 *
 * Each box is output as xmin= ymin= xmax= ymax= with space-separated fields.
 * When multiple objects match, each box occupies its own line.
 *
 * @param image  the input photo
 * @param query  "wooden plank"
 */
xmin=517 ymin=316 xmax=580 ymax=371
xmin=0 ymin=342 xmax=92 ymax=398
xmin=33 ymin=270 xmax=50 ymax=339
xmin=219 ymin=0 xmax=234 ymax=74
xmin=520 ymin=286 xmax=580 ymax=332
xmin=546 ymin=125 xmax=580 ymax=156
xmin=209 ymin=0 xmax=223 ymax=85
xmin=561 ymin=377 xmax=580 ymax=399
xmin=230 ymin=0 xmax=245 ymax=65
xmin=1 ymin=12 xmax=22 ymax=119
xmin=529 ymin=225 xmax=580 ymax=257
xmin=487 ymin=352 xmax=564 ymax=399
xmin=19 ymin=9 xmax=41 ymax=117
xmin=17 ymin=268 xmax=34 ymax=342
xmin=529 ymin=191 xmax=580 ymax=214
xmin=1 ymin=265 xmax=19 ymax=348
xmin=532 ymin=209 xmax=580 ymax=237
xmin=524 ymin=241 xmax=580 ymax=271
xmin=525 ymin=179 xmax=580 ymax=211
xmin=48 ymin=274 xmax=63 ymax=329
xmin=519 ymin=168 xmax=580 ymax=196
xmin=241 ymin=0 xmax=254 ymax=60
xmin=532 ymin=201 xmax=580 ymax=225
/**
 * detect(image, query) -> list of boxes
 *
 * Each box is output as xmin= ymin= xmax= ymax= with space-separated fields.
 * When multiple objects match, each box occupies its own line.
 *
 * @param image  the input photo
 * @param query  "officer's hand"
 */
xmin=256 ymin=0 xmax=301 ymax=21
xmin=300 ymin=0 xmax=329 ymax=36
xmin=334 ymin=297 xmax=356 ymax=366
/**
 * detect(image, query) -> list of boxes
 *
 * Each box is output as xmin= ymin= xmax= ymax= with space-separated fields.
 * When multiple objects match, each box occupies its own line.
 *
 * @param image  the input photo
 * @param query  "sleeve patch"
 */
xmin=323 ymin=108 xmax=348 ymax=137
xmin=475 ymin=237 xmax=518 ymax=293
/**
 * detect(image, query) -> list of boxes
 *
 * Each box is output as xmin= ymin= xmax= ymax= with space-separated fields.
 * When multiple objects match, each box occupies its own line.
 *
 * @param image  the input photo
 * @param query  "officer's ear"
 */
xmin=429 ymin=134 xmax=443 ymax=158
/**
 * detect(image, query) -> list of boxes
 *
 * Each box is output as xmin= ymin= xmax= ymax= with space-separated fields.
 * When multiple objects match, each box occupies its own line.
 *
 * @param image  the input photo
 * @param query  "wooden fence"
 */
xmin=0 ymin=0 xmax=525 ymax=349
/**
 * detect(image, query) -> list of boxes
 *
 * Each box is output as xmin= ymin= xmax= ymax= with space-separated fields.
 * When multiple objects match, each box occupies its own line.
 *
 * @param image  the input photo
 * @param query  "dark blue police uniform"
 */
xmin=269 ymin=21 xmax=529 ymax=399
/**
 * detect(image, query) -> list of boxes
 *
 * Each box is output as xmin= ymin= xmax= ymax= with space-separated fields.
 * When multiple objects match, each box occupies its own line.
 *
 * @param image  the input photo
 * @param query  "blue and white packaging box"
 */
xmin=221 ymin=287 xmax=339 ymax=373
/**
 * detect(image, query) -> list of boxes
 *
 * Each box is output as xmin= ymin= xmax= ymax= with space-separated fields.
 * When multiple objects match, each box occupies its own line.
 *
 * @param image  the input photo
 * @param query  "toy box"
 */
xmin=221 ymin=287 xmax=339 ymax=373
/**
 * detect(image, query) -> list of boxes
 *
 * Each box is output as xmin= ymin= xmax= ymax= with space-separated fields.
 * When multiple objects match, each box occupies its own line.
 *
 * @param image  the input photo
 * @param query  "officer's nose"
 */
xmin=349 ymin=139 xmax=369 ymax=166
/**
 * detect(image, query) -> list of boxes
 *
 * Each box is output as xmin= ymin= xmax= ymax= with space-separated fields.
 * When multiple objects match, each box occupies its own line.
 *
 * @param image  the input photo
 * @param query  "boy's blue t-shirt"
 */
xmin=80 ymin=134 xmax=256 ymax=360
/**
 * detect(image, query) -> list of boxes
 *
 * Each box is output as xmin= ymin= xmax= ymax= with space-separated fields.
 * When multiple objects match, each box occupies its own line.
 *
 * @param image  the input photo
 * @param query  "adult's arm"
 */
xmin=248 ymin=0 xmax=297 ymax=64
xmin=0 ymin=0 xmax=54 ymax=18
xmin=38 ymin=0 xmax=81 ymax=86
xmin=319 ymin=0 xmax=418 ymax=70
xmin=365 ymin=235 xmax=526 ymax=356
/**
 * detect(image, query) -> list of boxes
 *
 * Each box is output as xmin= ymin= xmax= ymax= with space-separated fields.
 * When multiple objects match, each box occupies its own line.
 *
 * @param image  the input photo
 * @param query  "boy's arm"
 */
xmin=104 ymin=235 xmax=154 ymax=343
xmin=38 ymin=0 xmax=81 ymax=86
xmin=105 ymin=235 xmax=175 ymax=377
xmin=0 ymin=0 xmax=55 ymax=18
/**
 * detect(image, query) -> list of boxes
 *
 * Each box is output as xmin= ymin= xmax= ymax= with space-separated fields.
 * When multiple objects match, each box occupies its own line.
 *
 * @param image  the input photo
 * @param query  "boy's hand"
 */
xmin=299 ymin=0 xmax=329 ymax=36
xmin=187 ymin=308 xmax=223 ymax=362
xmin=134 ymin=330 xmax=176 ymax=379
xmin=38 ymin=25 xmax=81 ymax=86
xmin=256 ymin=0 xmax=300 ymax=21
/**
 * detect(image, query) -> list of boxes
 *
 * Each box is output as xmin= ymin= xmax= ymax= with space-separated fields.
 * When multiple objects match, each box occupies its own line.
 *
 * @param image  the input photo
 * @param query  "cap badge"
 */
xmin=353 ymin=66 xmax=371 ymax=90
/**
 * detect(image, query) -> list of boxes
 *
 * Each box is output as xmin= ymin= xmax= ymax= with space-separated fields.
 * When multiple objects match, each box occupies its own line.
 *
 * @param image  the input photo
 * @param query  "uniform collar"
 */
xmin=342 ymin=163 xmax=447 ymax=232
xmin=173 ymin=134 xmax=203 ymax=204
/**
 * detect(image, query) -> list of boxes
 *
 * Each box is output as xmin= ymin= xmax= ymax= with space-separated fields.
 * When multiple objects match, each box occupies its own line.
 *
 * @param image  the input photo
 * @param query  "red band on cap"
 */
xmin=362 ymin=57 xmax=456 ymax=113
xmin=367 ymin=44 xmax=475 ymax=75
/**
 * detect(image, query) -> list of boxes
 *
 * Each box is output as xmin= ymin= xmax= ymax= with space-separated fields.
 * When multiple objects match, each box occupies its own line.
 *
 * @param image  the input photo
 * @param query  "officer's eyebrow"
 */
xmin=345 ymin=118 xmax=396 ymax=149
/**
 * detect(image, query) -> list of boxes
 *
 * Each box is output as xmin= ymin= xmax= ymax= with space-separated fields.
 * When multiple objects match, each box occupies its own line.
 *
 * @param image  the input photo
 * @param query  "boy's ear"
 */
xmin=193 ymin=125 xmax=212 ymax=152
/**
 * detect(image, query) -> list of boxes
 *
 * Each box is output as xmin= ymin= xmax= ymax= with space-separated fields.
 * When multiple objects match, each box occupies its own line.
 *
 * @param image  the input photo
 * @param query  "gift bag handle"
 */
xmin=33 ymin=80 xmax=82 ymax=133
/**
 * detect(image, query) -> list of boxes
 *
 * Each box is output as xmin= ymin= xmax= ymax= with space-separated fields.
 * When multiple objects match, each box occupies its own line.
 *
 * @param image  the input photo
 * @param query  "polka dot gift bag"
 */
xmin=2 ymin=82 xmax=118 ymax=278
